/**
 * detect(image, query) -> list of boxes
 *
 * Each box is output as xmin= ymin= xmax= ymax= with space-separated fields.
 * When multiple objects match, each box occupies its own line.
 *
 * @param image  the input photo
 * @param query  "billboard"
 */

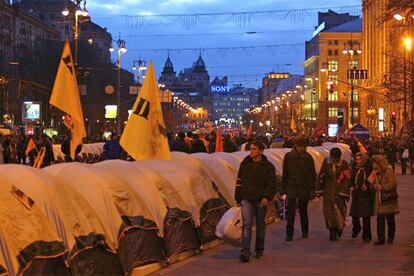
xmin=105 ymin=105 xmax=117 ymax=119
xmin=22 ymin=102 xmax=41 ymax=124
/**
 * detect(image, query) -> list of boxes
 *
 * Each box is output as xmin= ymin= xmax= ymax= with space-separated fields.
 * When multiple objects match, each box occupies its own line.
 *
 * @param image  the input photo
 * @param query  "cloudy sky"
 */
xmin=87 ymin=0 xmax=362 ymax=88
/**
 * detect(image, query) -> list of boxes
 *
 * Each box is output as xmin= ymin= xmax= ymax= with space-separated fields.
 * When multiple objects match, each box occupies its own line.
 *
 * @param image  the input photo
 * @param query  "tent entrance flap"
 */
xmin=199 ymin=199 xmax=228 ymax=244
xmin=118 ymin=216 xmax=166 ymax=273
xmin=163 ymin=208 xmax=201 ymax=259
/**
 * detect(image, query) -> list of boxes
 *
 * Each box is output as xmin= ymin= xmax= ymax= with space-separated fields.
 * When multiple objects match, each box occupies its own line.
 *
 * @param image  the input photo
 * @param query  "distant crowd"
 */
xmin=0 ymin=130 xmax=413 ymax=174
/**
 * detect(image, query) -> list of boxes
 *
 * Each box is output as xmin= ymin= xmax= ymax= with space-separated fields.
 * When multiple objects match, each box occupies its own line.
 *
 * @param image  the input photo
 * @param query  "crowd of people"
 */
xmin=235 ymin=135 xmax=404 ymax=262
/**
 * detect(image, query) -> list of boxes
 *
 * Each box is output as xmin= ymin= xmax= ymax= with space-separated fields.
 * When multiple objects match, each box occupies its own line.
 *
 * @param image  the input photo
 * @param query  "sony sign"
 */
xmin=211 ymin=85 xmax=231 ymax=92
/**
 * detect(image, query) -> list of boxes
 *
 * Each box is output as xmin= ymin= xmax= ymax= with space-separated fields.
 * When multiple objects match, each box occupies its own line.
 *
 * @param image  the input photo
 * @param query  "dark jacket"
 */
xmin=235 ymin=155 xmax=277 ymax=204
xmin=350 ymin=160 xmax=375 ymax=217
xmin=223 ymin=140 xmax=238 ymax=153
xmin=103 ymin=140 xmax=122 ymax=160
xmin=191 ymin=139 xmax=207 ymax=153
xmin=282 ymin=148 xmax=316 ymax=200
xmin=173 ymin=139 xmax=190 ymax=153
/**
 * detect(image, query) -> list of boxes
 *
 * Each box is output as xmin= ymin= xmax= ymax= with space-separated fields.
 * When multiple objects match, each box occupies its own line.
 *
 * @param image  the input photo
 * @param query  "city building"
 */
xmin=211 ymin=82 xmax=258 ymax=126
xmin=259 ymin=72 xmax=290 ymax=105
xmin=16 ymin=0 xmax=112 ymax=63
xmin=159 ymin=54 xmax=211 ymax=110
xmin=0 ymin=0 xmax=58 ymax=127
xmin=362 ymin=0 xmax=414 ymax=136
xmin=304 ymin=10 xmax=362 ymax=136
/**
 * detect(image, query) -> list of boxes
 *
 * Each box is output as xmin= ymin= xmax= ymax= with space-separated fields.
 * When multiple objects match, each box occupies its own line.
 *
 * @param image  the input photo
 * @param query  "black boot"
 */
xmin=329 ymin=229 xmax=337 ymax=241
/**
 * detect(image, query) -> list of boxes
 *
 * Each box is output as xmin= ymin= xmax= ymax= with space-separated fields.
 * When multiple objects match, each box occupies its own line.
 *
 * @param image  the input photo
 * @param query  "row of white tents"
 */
xmin=0 ymin=143 xmax=352 ymax=275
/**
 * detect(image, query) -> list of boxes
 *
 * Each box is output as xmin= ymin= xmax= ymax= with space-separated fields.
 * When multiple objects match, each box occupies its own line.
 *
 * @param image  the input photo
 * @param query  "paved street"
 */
xmin=154 ymin=169 xmax=414 ymax=275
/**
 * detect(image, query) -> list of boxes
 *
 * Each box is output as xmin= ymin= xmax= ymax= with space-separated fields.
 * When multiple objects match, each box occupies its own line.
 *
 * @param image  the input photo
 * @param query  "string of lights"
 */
xmin=120 ymin=29 xmax=314 ymax=38
xmin=127 ymin=42 xmax=304 ymax=53
xmin=118 ymin=5 xmax=361 ymax=29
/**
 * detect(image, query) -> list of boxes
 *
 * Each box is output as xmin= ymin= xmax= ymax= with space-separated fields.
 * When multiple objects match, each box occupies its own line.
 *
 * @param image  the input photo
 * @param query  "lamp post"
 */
xmin=62 ymin=0 xmax=89 ymax=65
xmin=394 ymin=9 xmax=414 ymax=121
xmin=132 ymin=59 xmax=147 ymax=85
xmin=109 ymin=37 xmax=127 ymax=135
xmin=342 ymin=40 xmax=362 ymax=127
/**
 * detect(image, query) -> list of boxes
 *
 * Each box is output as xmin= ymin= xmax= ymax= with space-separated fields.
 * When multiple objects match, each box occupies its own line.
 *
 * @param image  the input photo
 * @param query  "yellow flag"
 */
xmin=49 ymin=40 xmax=86 ymax=160
xmin=120 ymin=61 xmax=171 ymax=160
xmin=290 ymin=115 xmax=297 ymax=133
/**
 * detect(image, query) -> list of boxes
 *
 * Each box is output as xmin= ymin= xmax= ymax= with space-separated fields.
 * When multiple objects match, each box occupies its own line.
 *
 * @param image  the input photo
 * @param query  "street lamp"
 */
xmin=403 ymin=36 xmax=412 ymax=121
xmin=343 ymin=40 xmax=362 ymax=127
xmin=109 ymin=37 xmax=127 ymax=135
xmin=62 ymin=0 xmax=89 ymax=65
xmin=132 ymin=59 xmax=147 ymax=85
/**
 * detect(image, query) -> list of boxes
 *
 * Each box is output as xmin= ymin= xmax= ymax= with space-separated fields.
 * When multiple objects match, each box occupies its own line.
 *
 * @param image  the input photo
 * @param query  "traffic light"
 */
xmin=328 ymin=79 xmax=334 ymax=94
xmin=337 ymin=110 xmax=344 ymax=127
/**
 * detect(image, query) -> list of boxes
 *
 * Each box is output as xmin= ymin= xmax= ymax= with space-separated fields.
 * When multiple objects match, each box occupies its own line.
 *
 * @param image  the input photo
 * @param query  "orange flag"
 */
xmin=25 ymin=138 xmax=37 ymax=156
xmin=207 ymin=119 xmax=213 ymax=133
xmin=215 ymin=126 xmax=223 ymax=152
xmin=247 ymin=122 xmax=253 ymax=139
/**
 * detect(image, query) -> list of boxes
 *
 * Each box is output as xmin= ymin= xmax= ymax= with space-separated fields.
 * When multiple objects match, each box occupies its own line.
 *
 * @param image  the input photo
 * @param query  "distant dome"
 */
xmin=162 ymin=56 xmax=175 ymax=74
xmin=193 ymin=55 xmax=206 ymax=73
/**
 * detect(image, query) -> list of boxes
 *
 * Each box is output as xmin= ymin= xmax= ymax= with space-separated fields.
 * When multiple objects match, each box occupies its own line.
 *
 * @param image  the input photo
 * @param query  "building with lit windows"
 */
xmin=260 ymin=72 xmax=290 ymax=105
xmin=211 ymin=84 xmax=257 ymax=125
xmin=304 ymin=10 xmax=362 ymax=136
xmin=159 ymin=54 xmax=211 ymax=110
xmin=362 ymin=0 xmax=414 ymax=136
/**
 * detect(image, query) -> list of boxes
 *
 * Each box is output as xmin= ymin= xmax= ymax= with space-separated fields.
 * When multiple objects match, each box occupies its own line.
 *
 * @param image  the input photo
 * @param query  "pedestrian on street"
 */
xmin=235 ymin=140 xmax=277 ymax=262
xmin=318 ymin=147 xmax=351 ymax=241
xmin=399 ymin=139 xmax=409 ymax=175
xmin=350 ymin=152 xmax=375 ymax=242
xmin=282 ymin=136 xmax=316 ymax=241
xmin=369 ymin=155 xmax=399 ymax=245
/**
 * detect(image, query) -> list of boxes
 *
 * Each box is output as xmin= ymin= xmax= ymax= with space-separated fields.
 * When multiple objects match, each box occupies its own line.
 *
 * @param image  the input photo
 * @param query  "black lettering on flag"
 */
xmin=158 ymin=124 xmax=167 ymax=138
xmin=134 ymin=98 xmax=150 ymax=119
xmin=62 ymin=55 xmax=73 ymax=75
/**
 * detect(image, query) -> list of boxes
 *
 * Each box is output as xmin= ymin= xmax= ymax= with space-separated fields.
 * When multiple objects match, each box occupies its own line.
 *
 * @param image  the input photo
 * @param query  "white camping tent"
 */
xmin=93 ymin=160 xmax=167 ymax=235
xmin=0 ymin=178 xmax=68 ymax=275
xmin=190 ymin=153 xmax=238 ymax=207
xmin=44 ymin=163 xmax=122 ymax=251
xmin=0 ymin=165 xmax=73 ymax=248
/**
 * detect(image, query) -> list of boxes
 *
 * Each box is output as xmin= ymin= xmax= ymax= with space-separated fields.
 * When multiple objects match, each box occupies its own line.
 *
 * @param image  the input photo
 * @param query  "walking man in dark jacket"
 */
xmin=282 ymin=137 xmax=316 ymax=241
xmin=235 ymin=140 xmax=277 ymax=262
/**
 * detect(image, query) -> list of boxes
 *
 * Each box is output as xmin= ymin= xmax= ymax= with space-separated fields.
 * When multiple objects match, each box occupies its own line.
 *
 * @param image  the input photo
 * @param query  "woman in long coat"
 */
xmin=350 ymin=152 xmax=375 ymax=242
xmin=318 ymin=147 xmax=351 ymax=241
xmin=369 ymin=155 xmax=399 ymax=245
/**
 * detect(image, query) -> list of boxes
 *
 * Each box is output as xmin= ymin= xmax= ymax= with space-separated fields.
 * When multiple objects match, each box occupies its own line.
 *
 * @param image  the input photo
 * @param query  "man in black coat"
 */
xmin=282 ymin=137 xmax=316 ymax=241
xmin=235 ymin=140 xmax=277 ymax=262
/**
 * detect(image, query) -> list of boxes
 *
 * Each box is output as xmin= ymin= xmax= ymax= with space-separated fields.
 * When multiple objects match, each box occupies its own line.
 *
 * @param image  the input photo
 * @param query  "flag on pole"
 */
xmin=49 ymin=40 xmax=86 ymax=160
xmin=25 ymin=137 xmax=37 ymax=156
xmin=207 ymin=119 xmax=213 ymax=133
xmin=215 ymin=126 xmax=223 ymax=152
xmin=247 ymin=122 xmax=253 ymax=139
xmin=290 ymin=115 xmax=297 ymax=133
xmin=120 ymin=61 xmax=171 ymax=160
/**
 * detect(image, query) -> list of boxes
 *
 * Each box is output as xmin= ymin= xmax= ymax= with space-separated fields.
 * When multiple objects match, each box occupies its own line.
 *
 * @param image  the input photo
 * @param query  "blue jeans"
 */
xmin=241 ymin=199 xmax=266 ymax=253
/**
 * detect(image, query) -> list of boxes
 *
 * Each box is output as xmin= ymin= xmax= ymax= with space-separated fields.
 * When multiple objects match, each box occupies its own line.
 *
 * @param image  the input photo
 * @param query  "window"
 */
xmin=328 ymin=91 xmax=338 ymax=101
xmin=351 ymin=108 xmax=358 ymax=118
xmin=328 ymin=40 xmax=333 ymax=45
xmin=328 ymin=107 xmax=338 ymax=118
xmin=334 ymin=50 xmax=339 ymax=56
xmin=330 ymin=75 xmax=339 ymax=85
xmin=334 ymin=40 xmax=339 ymax=45
xmin=350 ymin=90 xmax=359 ymax=101
xmin=328 ymin=50 xmax=333 ymax=56
xmin=328 ymin=61 xmax=338 ymax=72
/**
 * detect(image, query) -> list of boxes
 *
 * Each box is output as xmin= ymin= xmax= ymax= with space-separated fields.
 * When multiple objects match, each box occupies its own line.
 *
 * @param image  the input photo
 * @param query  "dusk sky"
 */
xmin=87 ymin=0 xmax=362 ymax=88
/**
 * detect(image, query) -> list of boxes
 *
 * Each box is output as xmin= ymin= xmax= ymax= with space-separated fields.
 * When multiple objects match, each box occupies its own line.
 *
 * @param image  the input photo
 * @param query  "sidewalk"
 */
xmin=153 ymin=171 xmax=414 ymax=275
